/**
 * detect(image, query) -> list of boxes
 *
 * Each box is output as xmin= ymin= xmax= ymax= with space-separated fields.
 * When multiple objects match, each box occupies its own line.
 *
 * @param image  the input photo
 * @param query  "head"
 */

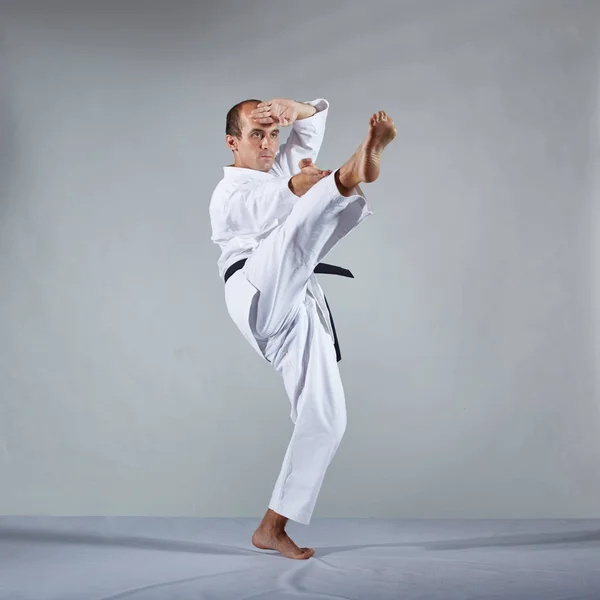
xmin=225 ymin=99 xmax=279 ymax=172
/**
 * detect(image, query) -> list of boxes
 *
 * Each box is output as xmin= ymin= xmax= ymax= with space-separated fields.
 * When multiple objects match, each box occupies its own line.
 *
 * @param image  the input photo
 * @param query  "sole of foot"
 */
xmin=358 ymin=110 xmax=397 ymax=183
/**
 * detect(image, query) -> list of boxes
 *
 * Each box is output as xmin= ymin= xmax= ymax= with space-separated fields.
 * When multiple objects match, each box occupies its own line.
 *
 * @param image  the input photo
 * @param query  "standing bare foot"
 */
xmin=337 ymin=111 xmax=397 ymax=193
xmin=252 ymin=509 xmax=314 ymax=560
xmin=252 ymin=527 xmax=314 ymax=559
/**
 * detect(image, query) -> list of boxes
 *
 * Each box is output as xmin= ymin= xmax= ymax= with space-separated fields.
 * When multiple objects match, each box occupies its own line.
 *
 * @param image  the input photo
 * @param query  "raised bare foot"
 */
xmin=338 ymin=111 xmax=397 ymax=190
xmin=360 ymin=111 xmax=397 ymax=182
xmin=252 ymin=527 xmax=315 ymax=560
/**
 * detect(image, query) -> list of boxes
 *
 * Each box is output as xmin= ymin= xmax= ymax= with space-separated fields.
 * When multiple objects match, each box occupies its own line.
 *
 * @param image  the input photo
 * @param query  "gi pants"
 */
xmin=223 ymin=173 xmax=372 ymax=525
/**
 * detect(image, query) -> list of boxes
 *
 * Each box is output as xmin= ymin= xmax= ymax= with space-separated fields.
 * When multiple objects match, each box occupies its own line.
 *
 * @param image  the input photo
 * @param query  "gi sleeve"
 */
xmin=270 ymin=98 xmax=329 ymax=178
xmin=224 ymin=176 xmax=298 ymax=235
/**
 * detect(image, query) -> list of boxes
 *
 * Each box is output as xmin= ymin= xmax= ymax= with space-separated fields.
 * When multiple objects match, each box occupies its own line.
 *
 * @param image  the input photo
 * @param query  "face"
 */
xmin=226 ymin=103 xmax=279 ymax=172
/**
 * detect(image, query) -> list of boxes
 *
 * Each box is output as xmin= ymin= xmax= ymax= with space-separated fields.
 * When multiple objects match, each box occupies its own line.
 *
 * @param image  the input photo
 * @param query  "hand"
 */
xmin=288 ymin=158 xmax=332 ymax=197
xmin=298 ymin=158 xmax=332 ymax=178
xmin=250 ymin=98 xmax=301 ymax=126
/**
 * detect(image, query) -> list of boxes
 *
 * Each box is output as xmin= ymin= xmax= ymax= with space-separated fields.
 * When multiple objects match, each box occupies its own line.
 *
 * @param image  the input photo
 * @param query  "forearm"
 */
xmin=295 ymin=102 xmax=318 ymax=120
xmin=288 ymin=170 xmax=330 ymax=197
xmin=288 ymin=173 xmax=310 ymax=197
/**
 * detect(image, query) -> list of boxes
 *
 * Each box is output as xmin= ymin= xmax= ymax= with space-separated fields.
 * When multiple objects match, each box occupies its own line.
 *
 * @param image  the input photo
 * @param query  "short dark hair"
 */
xmin=226 ymin=99 xmax=261 ymax=139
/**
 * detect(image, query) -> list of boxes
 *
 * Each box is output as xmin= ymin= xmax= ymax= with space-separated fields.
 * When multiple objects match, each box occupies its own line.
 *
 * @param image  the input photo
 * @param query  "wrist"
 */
xmin=289 ymin=173 xmax=308 ymax=197
xmin=288 ymin=175 xmax=299 ymax=196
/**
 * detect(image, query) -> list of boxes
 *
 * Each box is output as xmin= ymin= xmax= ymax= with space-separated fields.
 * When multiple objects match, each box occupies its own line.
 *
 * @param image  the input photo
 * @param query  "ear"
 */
xmin=225 ymin=134 xmax=238 ymax=152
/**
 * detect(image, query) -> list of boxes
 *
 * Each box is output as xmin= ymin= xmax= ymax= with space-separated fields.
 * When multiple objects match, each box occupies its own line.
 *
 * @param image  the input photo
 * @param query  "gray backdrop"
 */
xmin=1 ymin=0 xmax=599 ymax=519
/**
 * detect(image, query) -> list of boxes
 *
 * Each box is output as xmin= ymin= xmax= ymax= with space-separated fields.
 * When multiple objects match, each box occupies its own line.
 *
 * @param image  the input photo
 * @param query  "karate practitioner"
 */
xmin=209 ymin=97 xmax=396 ymax=559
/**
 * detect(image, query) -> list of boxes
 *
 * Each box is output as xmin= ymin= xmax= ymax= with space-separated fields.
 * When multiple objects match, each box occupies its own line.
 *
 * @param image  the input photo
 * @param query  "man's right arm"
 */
xmin=223 ymin=166 xmax=330 ymax=234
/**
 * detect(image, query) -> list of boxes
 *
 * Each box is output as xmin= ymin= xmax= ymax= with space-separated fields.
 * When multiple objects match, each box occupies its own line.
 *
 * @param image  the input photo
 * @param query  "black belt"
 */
xmin=224 ymin=259 xmax=353 ymax=362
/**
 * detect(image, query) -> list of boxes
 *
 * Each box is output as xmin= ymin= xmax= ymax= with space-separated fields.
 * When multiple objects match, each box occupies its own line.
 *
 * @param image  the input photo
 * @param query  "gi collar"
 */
xmin=222 ymin=166 xmax=275 ymax=180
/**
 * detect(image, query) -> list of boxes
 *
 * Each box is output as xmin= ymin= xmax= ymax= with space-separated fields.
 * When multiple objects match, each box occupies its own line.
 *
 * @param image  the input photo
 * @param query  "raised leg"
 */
xmin=244 ymin=111 xmax=396 ymax=343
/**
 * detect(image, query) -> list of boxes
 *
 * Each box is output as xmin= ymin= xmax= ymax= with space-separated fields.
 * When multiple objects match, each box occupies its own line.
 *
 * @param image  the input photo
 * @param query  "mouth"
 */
xmin=260 ymin=154 xmax=273 ymax=159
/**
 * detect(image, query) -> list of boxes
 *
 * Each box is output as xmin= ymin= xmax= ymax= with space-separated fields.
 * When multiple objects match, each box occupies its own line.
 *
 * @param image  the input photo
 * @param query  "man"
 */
xmin=209 ymin=97 xmax=396 ymax=559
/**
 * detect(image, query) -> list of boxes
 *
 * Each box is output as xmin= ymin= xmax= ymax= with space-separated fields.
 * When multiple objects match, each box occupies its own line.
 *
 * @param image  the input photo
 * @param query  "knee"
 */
xmin=252 ymin=296 xmax=303 ymax=342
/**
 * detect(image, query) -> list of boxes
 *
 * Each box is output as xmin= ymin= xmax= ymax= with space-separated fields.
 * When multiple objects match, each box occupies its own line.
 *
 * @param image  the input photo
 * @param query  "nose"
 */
xmin=260 ymin=136 xmax=269 ymax=149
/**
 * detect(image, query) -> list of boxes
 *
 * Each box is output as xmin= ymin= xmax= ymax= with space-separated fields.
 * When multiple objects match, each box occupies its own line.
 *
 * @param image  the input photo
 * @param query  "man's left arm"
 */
xmin=270 ymin=99 xmax=330 ymax=177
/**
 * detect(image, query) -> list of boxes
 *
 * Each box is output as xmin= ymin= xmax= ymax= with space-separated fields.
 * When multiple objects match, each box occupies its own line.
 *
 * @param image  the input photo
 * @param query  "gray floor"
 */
xmin=1 ymin=517 xmax=599 ymax=599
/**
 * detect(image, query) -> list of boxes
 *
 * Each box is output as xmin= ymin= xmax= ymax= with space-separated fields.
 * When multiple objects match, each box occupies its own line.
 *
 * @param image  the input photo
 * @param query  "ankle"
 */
xmin=262 ymin=509 xmax=288 ymax=530
xmin=335 ymin=168 xmax=355 ymax=197
xmin=257 ymin=522 xmax=286 ymax=535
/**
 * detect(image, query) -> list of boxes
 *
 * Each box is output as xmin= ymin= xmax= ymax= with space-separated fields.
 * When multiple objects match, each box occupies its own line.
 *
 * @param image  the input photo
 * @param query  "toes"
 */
xmin=370 ymin=111 xmax=391 ymax=125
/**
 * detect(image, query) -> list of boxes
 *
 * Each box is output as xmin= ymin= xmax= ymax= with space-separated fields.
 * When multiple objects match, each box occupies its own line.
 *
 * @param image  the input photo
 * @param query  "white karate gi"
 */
xmin=209 ymin=98 xmax=373 ymax=525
